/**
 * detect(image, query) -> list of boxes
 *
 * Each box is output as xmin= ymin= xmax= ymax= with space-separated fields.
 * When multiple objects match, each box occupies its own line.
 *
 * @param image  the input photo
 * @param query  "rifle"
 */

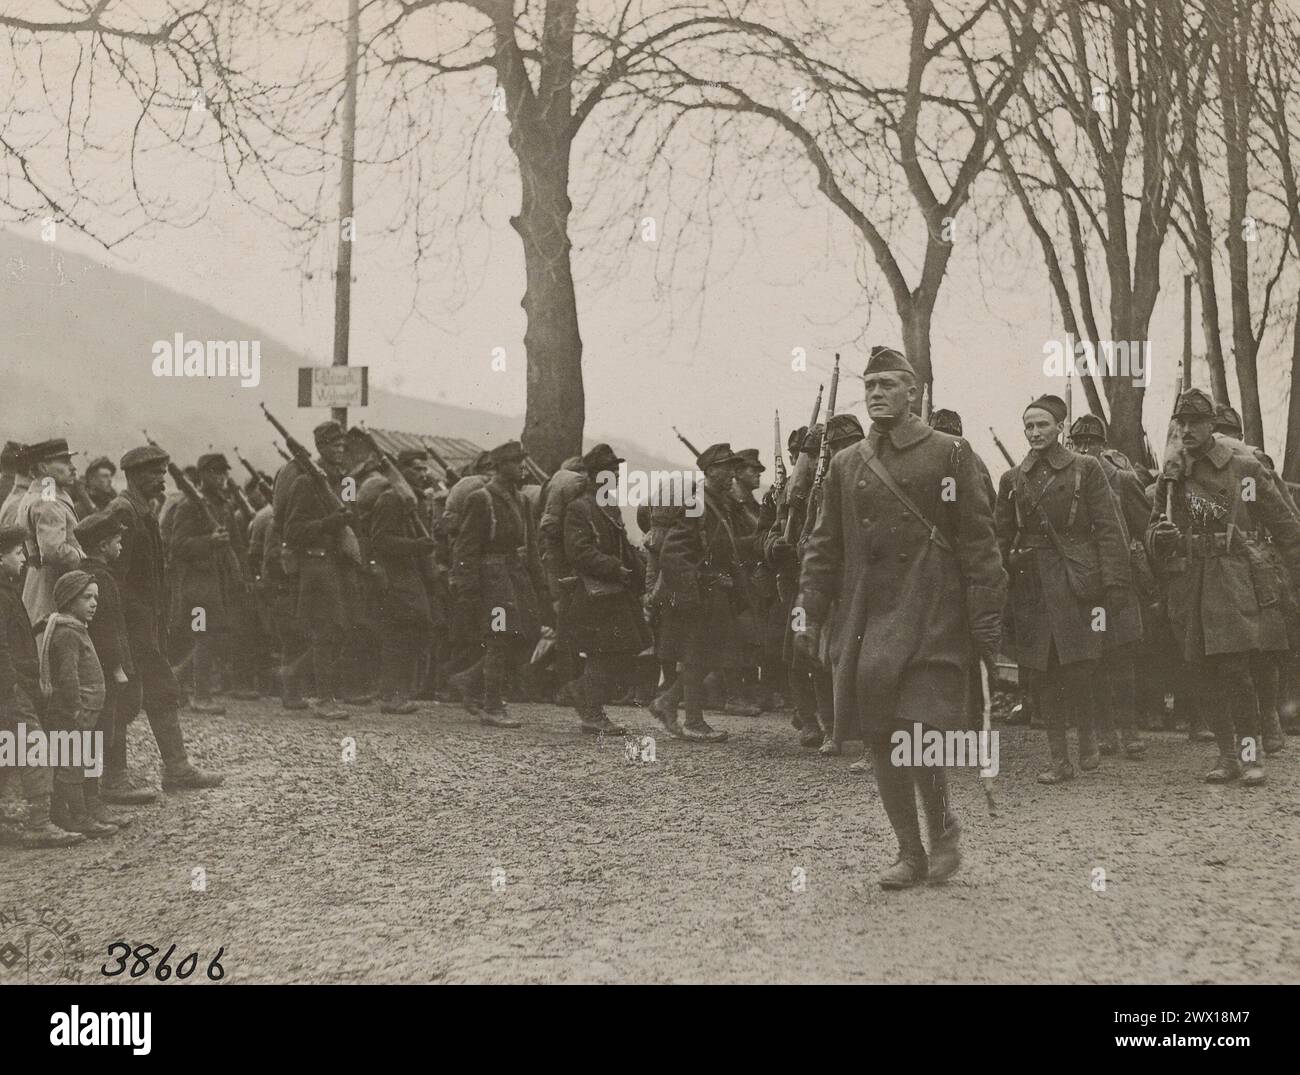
xmin=773 ymin=410 xmax=787 ymax=498
xmin=810 ymin=355 xmax=840 ymax=505
xmin=353 ymin=423 xmax=431 ymax=539
xmin=921 ymin=383 xmax=931 ymax=424
xmin=226 ymin=475 xmax=255 ymax=521
xmin=234 ymin=447 xmax=274 ymax=501
xmin=989 ymin=427 xmax=1015 ymax=467
xmin=1064 ymin=364 xmax=1074 ymax=449
xmin=672 ymin=426 xmax=701 ymax=459
xmin=421 ymin=443 xmax=460 ymax=487
xmin=258 ymin=404 xmax=362 ymax=565
xmin=782 ymin=383 xmax=826 ymax=544
xmin=142 ymin=430 xmax=219 ymax=530
xmin=271 ymin=440 xmax=291 ymax=463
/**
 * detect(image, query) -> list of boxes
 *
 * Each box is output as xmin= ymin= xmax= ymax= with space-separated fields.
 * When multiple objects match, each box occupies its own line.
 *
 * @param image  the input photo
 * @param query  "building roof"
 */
xmin=344 ymin=427 xmax=483 ymax=482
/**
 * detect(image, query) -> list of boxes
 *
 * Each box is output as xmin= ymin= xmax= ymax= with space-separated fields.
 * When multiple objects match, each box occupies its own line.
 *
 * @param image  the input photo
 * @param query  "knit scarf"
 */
xmin=38 ymin=613 xmax=83 ymax=699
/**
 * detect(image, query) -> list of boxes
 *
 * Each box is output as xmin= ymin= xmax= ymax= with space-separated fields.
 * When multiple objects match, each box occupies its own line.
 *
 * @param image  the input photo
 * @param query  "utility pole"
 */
xmin=331 ymin=0 xmax=360 ymax=429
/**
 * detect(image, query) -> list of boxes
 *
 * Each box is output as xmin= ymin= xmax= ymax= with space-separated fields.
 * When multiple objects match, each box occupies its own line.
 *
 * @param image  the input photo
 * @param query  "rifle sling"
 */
xmin=861 ymin=444 xmax=954 ymax=555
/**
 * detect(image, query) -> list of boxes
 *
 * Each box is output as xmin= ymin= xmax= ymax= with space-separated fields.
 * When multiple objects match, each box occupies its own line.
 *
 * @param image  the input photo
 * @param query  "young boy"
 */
xmin=75 ymin=510 xmax=153 ymax=807
xmin=41 ymin=569 xmax=116 ymax=837
xmin=0 ymin=525 xmax=82 ymax=847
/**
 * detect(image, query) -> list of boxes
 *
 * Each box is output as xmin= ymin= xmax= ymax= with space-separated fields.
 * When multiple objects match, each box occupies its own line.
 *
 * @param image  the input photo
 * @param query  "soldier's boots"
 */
xmin=1121 ymin=726 xmax=1147 ymax=758
xmin=649 ymin=684 xmax=685 ymax=740
xmin=161 ymin=765 xmax=225 ymax=791
xmin=879 ymin=851 xmax=928 ymax=890
xmin=1077 ymin=722 xmax=1101 ymax=771
xmin=1038 ymin=728 xmax=1075 ymax=785
xmin=312 ymin=698 xmax=350 ymax=721
xmin=19 ymin=794 xmax=84 ymax=848
xmin=1188 ymin=714 xmax=1217 ymax=742
xmin=1204 ymin=755 xmax=1242 ymax=783
xmin=818 ymin=738 xmax=841 ymax=756
xmin=1098 ymin=729 xmax=1122 ymax=756
xmin=380 ymin=697 xmax=420 ymax=715
xmin=580 ymin=712 xmax=627 ymax=736
xmin=84 ymin=779 xmax=132 ymax=829
xmin=1263 ymin=707 xmax=1286 ymax=755
xmin=446 ymin=668 xmax=483 ymax=716
xmin=100 ymin=778 xmax=158 ymax=806
xmin=1241 ymin=755 xmax=1267 ymax=786
xmin=926 ymin=819 xmax=962 ymax=885
xmin=189 ymin=697 xmax=227 ymax=715
xmin=51 ymin=784 xmax=118 ymax=838
xmin=678 ymin=712 xmax=728 ymax=743
xmin=479 ymin=706 xmax=522 ymax=729
xmin=848 ymin=755 xmax=872 ymax=773
xmin=798 ymin=726 xmax=823 ymax=749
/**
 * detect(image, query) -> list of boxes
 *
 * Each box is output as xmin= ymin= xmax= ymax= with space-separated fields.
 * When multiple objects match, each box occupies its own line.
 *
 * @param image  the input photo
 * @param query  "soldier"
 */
xmin=1212 ymin=403 xmax=1295 ymax=754
xmin=930 ymin=409 xmax=995 ymax=508
xmin=995 ymin=395 xmax=1132 ymax=784
xmin=727 ymin=447 xmax=770 ymax=716
xmin=16 ymin=439 xmax=84 ymax=626
xmin=282 ymin=421 xmax=366 ymax=721
xmin=448 ymin=441 xmax=547 ymax=727
xmin=168 ymin=453 xmax=253 ymax=714
xmin=367 ymin=448 xmax=439 ymax=714
xmin=536 ymin=455 xmax=589 ymax=705
xmin=1148 ymin=389 xmax=1300 ymax=785
xmin=439 ymin=451 xmax=492 ymax=690
xmin=561 ymin=443 xmax=648 ymax=735
xmin=799 ymin=346 xmax=1005 ymax=888
xmin=1068 ymin=414 xmax=1150 ymax=758
xmin=650 ymin=442 xmax=751 ymax=743
xmin=105 ymin=444 xmax=223 ymax=797
xmin=84 ymin=457 xmax=119 ymax=511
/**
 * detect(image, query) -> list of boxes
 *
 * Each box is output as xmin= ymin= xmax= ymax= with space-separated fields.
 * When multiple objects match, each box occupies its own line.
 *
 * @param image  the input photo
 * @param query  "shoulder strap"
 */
xmin=861 ymin=444 xmax=953 ymax=554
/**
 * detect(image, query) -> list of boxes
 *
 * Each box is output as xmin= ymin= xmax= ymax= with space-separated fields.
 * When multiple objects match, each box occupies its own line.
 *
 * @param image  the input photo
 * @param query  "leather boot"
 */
xmin=916 ymin=767 xmax=961 ymax=884
xmin=51 ymin=783 xmax=117 ymax=838
xmin=312 ymin=698 xmax=350 ymax=721
xmin=1037 ymin=725 xmax=1074 ymax=784
xmin=1120 ymin=724 xmax=1147 ymax=758
xmin=1077 ymin=718 xmax=1101 ymax=771
xmin=649 ymin=683 xmax=684 ymax=739
xmin=446 ymin=665 xmax=483 ymax=715
xmin=874 ymin=751 xmax=928 ymax=889
xmin=102 ymin=730 xmax=157 ymax=805
xmin=1204 ymin=754 xmax=1242 ymax=783
xmin=679 ymin=714 xmax=728 ymax=742
xmin=84 ymin=778 xmax=131 ymax=829
xmin=1262 ymin=705 xmax=1285 ymax=755
xmin=20 ymin=794 xmax=84 ymax=848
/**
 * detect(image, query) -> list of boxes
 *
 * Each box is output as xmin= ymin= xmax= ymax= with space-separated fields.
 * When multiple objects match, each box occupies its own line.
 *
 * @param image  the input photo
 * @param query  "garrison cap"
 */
xmin=27 ymin=438 xmax=71 ymax=464
xmin=827 ymin=414 xmax=864 ymax=444
xmin=696 ymin=442 xmax=737 ymax=471
xmin=788 ymin=426 xmax=807 ymax=455
xmin=581 ymin=443 xmax=624 ymax=473
xmin=1069 ymin=414 xmax=1107 ymax=441
xmin=930 ymin=409 xmax=963 ymax=436
xmin=196 ymin=452 xmax=230 ymax=474
xmin=863 ymin=345 xmax=916 ymax=380
xmin=313 ymin=420 xmax=347 ymax=447
xmin=734 ymin=448 xmax=765 ymax=472
xmin=53 ymin=569 xmax=95 ymax=611
xmin=0 ymin=525 xmax=27 ymax=553
xmin=120 ymin=444 xmax=170 ymax=473
xmin=396 ymin=447 xmax=430 ymax=466
xmin=488 ymin=440 xmax=527 ymax=466
xmin=1024 ymin=394 xmax=1068 ymax=425
xmin=1172 ymin=388 xmax=1215 ymax=420
xmin=74 ymin=510 xmax=124 ymax=549
xmin=85 ymin=455 xmax=116 ymax=476
xmin=1212 ymin=404 xmax=1243 ymax=436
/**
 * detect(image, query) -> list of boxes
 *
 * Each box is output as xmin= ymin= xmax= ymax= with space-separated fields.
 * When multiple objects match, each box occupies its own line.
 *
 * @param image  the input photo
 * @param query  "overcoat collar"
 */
xmin=1199 ymin=436 xmax=1234 ymax=470
xmin=868 ymin=412 xmax=931 ymax=451
xmin=1022 ymin=441 xmax=1072 ymax=472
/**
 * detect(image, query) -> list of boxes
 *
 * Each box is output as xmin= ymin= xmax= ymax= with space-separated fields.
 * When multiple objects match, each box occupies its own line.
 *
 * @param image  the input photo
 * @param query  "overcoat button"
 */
xmin=858 ymin=479 xmax=867 ymax=487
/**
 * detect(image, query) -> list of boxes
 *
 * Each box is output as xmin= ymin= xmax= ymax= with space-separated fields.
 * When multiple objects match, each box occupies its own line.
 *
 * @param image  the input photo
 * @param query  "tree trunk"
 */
xmin=901 ymin=300 xmax=933 ymax=415
xmin=1284 ymin=295 xmax=1300 ymax=482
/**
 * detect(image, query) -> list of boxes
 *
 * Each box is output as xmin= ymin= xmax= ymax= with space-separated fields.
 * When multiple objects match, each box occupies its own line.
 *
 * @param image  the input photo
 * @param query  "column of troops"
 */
xmin=2 ymin=351 xmax=1297 ymax=890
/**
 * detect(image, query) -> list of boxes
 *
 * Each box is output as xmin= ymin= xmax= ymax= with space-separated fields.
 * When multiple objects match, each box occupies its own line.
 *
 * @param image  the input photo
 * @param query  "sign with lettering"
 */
xmin=298 ymin=366 xmax=368 ymax=408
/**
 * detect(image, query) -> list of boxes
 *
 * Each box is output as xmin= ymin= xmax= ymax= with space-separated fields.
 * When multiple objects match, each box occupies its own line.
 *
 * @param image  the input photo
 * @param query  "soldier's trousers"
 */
xmin=577 ymin=652 xmax=635 ymax=714
xmin=1037 ymin=648 xmax=1097 ymax=760
xmin=870 ymin=727 xmax=955 ymax=860
xmin=273 ymin=585 xmax=310 ymax=701
xmin=380 ymin=619 xmax=432 ymax=701
xmin=1194 ymin=652 xmax=1261 ymax=760
xmin=0 ymin=688 xmax=52 ymax=804
xmin=1094 ymin=648 xmax=1138 ymax=737
xmin=115 ymin=632 xmax=196 ymax=779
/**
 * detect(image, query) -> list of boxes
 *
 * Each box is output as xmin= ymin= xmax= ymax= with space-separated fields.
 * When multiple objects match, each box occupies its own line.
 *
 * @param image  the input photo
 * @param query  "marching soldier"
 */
xmin=536 ymin=455 xmax=589 ymax=704
xmin=650 ymin=443 xmax=749 ymax=743
xmin=765 ymin=425 xmax=810 ymax=734
xmin=16 ymin=439 xmax=84 ymax=625
xmin=995 ymin=395 xmax=1132 ymax=784
xmin=799 ymin=346 xmax=1006 ymax=888
xmin=1148 ymin=389 xmax=1300 ymax=784
xmin=727 ymin=447 xmax=769 ymax=715
xmin=105 ymin=444 xmax=223 ymax=796
xmin=167 ymin=453 xmax=253 ymax=714
xmin=929 ymin=409 xmax=995 ymax=507
xmin=448 ymin=441 xmax=547 ymax=726
xmin=560 ymin=443 xmax=648 ymax=735
xmin=367 ymin=448 xmax=438 ymax=714
xmin=1068 ymin=414 xmax=1150 ymax=758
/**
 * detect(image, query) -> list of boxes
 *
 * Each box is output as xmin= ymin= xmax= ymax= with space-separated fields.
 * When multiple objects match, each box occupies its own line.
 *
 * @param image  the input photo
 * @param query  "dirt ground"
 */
xmin=2 ymin=697 xmax=1297 ymax=984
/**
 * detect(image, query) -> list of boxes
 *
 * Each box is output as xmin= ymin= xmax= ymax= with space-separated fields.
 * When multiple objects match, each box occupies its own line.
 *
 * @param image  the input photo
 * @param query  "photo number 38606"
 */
xmin=101 ymin=942 xmax=226 ymax=981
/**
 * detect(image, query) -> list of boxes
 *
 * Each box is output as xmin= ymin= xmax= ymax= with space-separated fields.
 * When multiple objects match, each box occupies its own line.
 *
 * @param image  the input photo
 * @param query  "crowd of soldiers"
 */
xmin=2 ymin=346 xmax=1297 ymax=890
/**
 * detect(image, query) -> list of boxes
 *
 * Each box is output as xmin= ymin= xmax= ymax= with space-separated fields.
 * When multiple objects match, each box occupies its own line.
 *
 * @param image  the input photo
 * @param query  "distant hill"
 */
xmin=0 ymin=230 xmax=680 ymax=493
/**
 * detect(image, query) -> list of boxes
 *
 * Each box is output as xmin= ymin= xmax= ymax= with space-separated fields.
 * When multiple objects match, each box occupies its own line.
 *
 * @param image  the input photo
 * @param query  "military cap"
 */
xmin=1069 ymin=414 xmax=1107 ymax=442
xmin=801 ymin=424 xmax=825 ymax=454
xmin=733 ymin=448 xmax=766 ymax=472
xmin=27 ymin=438 xmax=71 ymax=464
xmin=470 ymin=451 xmax=492 ymax=475
xmin=120 ymin=444 xmax=170 ymax=473
xmin=696 ymin=442 xmax=737 ymax=471
xmin=396 ymin=447 xmax=430 ymax=466
xmin=488 ymin=440 xmax=527 ymax=466
xmin=74 ymin=510 xmax=124 ymax=550
xmin=864 ymin=345 xmax=916 ymax=380
xmin=1172 ymin=387 xmax=1215 ymax=420
xmin=54 ymin=569 xmax=95 ymax=611
xmin=1 ymin=441 xmax=26 ymax=472
xmin=930 ymin=409 xmax=963 ymax=436
xmin=827 ymin=414 xmax=864 ymax=444
xmin=313 ymin=420 xmax=347 ymax=447
xmin=1024 ymin=394 xmax=1068 ymax=424
xmin=85 ymin=455 xmax=116 ymax=476
xmin=582 ymin=443 xmax=624 ymax=473
xmin=0 ymin=525 xmax=27 ymax=553
xmin=196 ymin=452 xmax=230 ymax=474
xmin=787 ymin=426 xmax=807 ymax=455
xmin=1212 ymin=403 xmax=1243 ymax=436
